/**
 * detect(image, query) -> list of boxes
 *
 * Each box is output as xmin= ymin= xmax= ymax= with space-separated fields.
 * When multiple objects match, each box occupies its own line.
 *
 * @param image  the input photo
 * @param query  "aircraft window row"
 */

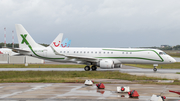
xmin=73 ymin=51 xmax=113 ymax=54
xmin=60 ymin=51 xmax=134 ymax=54
xmin=61 ymin=51 xmax=114 ymax=54
xmin=122 ymin=52 xmax=132 ymax=54
xmin=60 ymin=51 xmax=69 ymax=53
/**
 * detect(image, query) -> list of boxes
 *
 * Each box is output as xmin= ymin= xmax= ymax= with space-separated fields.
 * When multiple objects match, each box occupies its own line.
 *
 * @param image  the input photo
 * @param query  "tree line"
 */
xmin=0 ymin=43 xmax=49 ymax=48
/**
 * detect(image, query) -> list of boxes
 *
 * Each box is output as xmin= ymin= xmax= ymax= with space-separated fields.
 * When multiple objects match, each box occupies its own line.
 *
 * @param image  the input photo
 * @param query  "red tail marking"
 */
xmin=53 ymin=41 xmax=61 ymax=47
xmin=0 ymin=51 xmax=3 ymax=54
xmin=61 ymin=43 xmax=67 ymax=48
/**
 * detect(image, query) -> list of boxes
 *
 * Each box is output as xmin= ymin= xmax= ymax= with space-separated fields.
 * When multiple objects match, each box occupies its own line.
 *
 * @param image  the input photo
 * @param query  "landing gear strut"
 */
xmin=91 ymin=65 xmax=97 ymax=71
xmin=84 ymin=66 xmax=90 ymax=71
xmin=153 ymin=66 xmax=157 ymax=72
xmin=153 ymin=64 xmax=158 ymax=72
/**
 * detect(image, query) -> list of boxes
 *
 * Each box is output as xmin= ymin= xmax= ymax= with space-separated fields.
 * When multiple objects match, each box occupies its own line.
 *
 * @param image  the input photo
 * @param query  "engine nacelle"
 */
xmin=98 ymin=60 xmax=114 ymax=69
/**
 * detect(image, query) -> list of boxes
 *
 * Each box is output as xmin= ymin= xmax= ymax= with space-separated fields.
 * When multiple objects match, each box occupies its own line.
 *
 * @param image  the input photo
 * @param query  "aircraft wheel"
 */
xmin=84 ymin=66 xmax=90 ymax=71
xmin=153 ymin=67 xmax=157 ymax=72
xmin=91 ymin=66 xmax=97 ymax=71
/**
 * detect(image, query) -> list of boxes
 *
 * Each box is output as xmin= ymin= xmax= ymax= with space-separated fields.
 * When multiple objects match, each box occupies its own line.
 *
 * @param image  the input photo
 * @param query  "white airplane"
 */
xmin=15 ymin=24 xmax=176 ymax=71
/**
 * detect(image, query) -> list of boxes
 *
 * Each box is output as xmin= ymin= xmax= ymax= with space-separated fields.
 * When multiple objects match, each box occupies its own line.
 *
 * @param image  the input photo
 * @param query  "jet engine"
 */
xmin=98 ymin=60 xmax=114 ymax=69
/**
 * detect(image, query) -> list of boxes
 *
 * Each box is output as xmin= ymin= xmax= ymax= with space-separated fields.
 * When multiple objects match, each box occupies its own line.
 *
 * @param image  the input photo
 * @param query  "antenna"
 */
xmin=4 ymin=27 xmax=6 ymax=48
xmin=12 ymin=30 xmax=14 ymax=49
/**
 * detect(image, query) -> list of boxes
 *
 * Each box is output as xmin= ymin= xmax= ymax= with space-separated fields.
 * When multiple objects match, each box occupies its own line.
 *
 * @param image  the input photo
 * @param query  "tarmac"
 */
xmin=0 ymin=59 xmax=180 ymax=100
xmin=0 ymin=65 xmax=180 ymax=80
xmin=0 ymin=83 xmax=180 ymax=101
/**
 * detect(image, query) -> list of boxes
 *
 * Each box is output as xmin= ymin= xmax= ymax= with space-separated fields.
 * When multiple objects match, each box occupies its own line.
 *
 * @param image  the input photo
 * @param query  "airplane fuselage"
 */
xmin=21 ymin=46 xmax=175 ymax=64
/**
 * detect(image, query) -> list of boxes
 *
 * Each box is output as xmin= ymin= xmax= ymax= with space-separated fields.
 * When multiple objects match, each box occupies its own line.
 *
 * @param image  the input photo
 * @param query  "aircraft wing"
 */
xmin=50 ymin=46 xmax=98 ymax=62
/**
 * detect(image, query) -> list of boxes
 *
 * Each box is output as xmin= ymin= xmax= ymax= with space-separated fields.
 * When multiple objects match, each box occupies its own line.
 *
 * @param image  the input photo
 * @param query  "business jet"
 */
xmin=15 ymin=24 xmax=176 ymax=71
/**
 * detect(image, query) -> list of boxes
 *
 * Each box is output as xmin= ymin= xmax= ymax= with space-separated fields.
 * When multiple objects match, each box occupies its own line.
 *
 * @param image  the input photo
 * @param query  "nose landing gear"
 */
xmin=153 ymin=64 xmax=158 ymax=72
xmin=153 ymin=66 xmax=157 ymax=72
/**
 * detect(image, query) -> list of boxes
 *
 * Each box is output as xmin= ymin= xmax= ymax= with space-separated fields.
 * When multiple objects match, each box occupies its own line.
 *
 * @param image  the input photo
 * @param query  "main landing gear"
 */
xmin=84 ymin=65 xmax=97 ymax=71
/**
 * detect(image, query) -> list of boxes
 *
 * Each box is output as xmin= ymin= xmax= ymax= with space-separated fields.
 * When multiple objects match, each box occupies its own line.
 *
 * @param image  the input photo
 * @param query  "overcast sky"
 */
xmin=1 ymin=0 xmax=180 ymax=47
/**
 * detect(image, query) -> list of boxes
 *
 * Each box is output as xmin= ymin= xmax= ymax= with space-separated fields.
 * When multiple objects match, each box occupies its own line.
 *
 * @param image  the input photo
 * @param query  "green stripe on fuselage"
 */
xmin=96 ymin=49 xmax=164 ymax=62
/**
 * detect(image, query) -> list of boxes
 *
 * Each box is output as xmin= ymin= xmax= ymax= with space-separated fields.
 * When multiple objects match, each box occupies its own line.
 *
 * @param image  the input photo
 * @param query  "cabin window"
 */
xmin=122 ymin=52 xmax=124 ymax=54
xmin=67 ymin=51 xmax=69 ymax=53
xmin=126 ymin=52 xmax=128 ymax=54
xmin=84 ymin=51 xmax=86 ymax=53
xmin=77 ymin=51 xmax=78 ymax=53
xmin=64 ymin=51 xmax=66 ymax=53
xmin=99 ymin=52 xmax=101 ymax=54
xmin=95 ymin=52 xmax=97 ymax=54
xmin=60 ymin=51 xmax=62 ymax=53
xmin=104 ymin=52 xmax=106 ymax=54
xmin=80 ymin=51 xmax=82 ymax=53
xmin=87 ymin=51 xmax=89 ymax=53
xmin=91 ymin=51 xmax=93 ymax=54
xmin=107 ymin=52 xmax=109 ymax=54
xmin=111 ymin=52 xmax=113 ymax=54
xmin=74 ymin=51 xmax=75 ymax=53
xmin=130 ymin=52 xmax=132 ymax=54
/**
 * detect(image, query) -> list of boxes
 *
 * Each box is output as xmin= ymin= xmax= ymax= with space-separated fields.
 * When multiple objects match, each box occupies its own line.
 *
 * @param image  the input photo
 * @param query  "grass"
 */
xmin=125 ymin=62 xmax=180 ymax=69
xmin=0 ymin=64 xmax=85 ymax=68
xmin=169 ymin=53 xmax=180 ymax=57
xmin=164 ymin=50 xmax=180 ymax=57
xmin=0 ymin=71 xmax=168 ymax=83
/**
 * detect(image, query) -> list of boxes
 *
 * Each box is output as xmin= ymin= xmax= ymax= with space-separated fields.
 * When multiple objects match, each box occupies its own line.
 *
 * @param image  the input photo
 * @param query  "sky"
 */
xmin=0 ymin=0 xmax=180 ymax=48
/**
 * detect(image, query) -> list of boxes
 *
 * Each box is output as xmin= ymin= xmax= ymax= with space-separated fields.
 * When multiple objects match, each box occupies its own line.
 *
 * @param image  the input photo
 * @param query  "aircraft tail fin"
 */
xmin=61 ymin=38 xmax=68 ymax=48
xmin=67 ymin=40 xmax=71 ymax=47
xmin=50 ymin=33 xmax=63 ymax=47
xmin=15 ymin=24 xmax=44 ymax=49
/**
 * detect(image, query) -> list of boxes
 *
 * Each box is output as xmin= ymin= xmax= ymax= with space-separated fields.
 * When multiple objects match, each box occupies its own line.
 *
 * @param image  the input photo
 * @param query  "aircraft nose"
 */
xmin=170 ymin=57 xmax=176 ymax=63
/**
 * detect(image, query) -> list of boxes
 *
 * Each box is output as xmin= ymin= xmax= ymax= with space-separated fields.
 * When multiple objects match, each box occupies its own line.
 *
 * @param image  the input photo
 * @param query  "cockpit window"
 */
xmin=159 ymin=52 xmax=167 ymax=55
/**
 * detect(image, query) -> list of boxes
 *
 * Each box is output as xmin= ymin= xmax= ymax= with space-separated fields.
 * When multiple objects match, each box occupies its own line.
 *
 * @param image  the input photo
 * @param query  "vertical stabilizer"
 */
xmin=15 ymin=24 xmax=44 ymax=49
xmin=67 ymin=40 xmax=71 ymax=47
xmin=50 ymin=33 xmax=63 ymax=47
xmin=61 ymin=38 xmax=68 ymax=48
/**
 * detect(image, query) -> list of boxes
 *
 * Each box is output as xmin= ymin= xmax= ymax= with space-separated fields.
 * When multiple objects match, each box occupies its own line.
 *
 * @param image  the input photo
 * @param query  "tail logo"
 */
xmin=61 ymin=43 xmax=67 ymax=48
xmin=0 ymin=51 xmax=3 ymax=54
xmin=53 ymin=41 xmax=61 ymax=47
xmin=21 ymin=34 xmax=29 ymax=46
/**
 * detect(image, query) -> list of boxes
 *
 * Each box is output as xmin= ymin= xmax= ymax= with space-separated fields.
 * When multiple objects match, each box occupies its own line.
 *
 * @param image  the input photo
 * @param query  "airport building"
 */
xmin=0 ymin=54 xmax=44 ymax=64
